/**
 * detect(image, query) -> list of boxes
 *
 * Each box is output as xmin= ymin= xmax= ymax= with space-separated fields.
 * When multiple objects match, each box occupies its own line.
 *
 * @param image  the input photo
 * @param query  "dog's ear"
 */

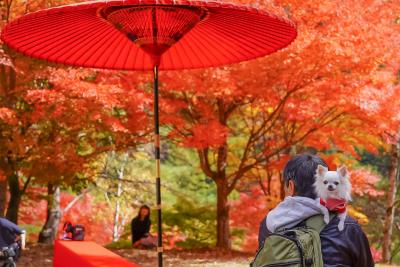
xmin=317 ymin=165 xmax=328 ymax=176
xmin=337 ymin=165 xmax=348 ymax=177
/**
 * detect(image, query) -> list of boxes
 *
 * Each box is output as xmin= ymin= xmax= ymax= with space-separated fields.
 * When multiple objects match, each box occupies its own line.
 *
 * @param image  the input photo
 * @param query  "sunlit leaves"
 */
xmin=0 ymin=107 xmax=17 ymax=125
xmin=350 ymin=168 xmax=384 ymax=197
xmin=182 ymin=121 xmax=229 ymax=149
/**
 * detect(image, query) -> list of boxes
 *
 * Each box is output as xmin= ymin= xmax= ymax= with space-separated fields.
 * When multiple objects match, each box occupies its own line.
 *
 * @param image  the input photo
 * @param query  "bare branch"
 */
xmin=227 ymin=110 xmax=345 ymax=191
xmin=20 ymin=176 xmax=31 ymax=194
xmin=63 ymin=189 xmax=90 ymax=213
xmin=198 ymin=148 xmax=216 ymax=179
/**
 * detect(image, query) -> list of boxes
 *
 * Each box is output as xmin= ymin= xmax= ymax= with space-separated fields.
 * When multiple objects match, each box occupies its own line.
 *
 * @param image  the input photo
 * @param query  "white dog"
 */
xmin=314 ymin=165 xmax=352 ymax=231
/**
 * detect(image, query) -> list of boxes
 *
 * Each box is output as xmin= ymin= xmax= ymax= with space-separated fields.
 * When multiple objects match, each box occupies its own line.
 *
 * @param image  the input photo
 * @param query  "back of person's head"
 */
xmin=283 ymin=153 xmax=328 ymax=199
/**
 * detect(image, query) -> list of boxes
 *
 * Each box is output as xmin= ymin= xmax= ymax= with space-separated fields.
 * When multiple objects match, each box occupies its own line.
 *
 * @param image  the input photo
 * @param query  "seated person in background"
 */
xmin=131 ymin=205 xmax=155 ymax=249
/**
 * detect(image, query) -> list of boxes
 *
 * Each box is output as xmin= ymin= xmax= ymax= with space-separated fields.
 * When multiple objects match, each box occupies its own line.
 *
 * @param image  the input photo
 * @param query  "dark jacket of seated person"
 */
xmin=257 ymin=154 xmax=374 ymax=267
xmin=131 ymin=205 xmax=151 ymax=245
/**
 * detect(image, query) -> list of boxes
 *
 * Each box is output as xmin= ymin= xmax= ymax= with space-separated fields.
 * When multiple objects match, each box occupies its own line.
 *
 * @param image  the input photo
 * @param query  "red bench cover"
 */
xmin=54 ymin=241 xmax=139 ymax=267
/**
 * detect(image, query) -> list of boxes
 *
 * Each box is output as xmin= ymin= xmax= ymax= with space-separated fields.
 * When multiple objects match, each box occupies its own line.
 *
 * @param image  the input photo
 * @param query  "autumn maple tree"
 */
xmin=124 ymin=0 xmax=400 ymax=249
xmin=1 ymin=2 xmax=151 ymax=244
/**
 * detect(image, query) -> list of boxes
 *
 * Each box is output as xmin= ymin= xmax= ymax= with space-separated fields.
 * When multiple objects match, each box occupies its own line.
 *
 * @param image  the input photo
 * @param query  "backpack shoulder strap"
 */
xmin=305 ymin=213 xmax=335 ymax=233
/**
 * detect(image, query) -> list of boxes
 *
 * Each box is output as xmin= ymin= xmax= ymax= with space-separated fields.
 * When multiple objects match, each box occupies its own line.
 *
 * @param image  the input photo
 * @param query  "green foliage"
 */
xmin=92 ymin=149 xmax=155 ymax=208
xmin=70 ymin=173 xmax=92 ymax=192
xmin=162 ymin=143 xmax=216 ymax=205
xmin=231 ymin=227 xmax=246 ymax=251
xmin=357 ymin=149 xmax=400 ymax=263
xmin=90 ymin=142 xmax=219 ymax=247
xmin=77 ymin=139 xmax=95 ymax=156
xmin=105 ymin=239 xmax=132 ymax=249
xmin=353 ymin=196 xmax=385 ymax=245
xmin=19 ymin=224 xmax=42 ymax=240
xmin=112 ymin=107 xmax=127 ymax=118
xmin=95 ymin=131 xmax=114 ymax=147
xmin=15 ymin=98 xmax=31 ymax=112
xmin=82 ymin=71 xmax=99 ymax=82
xmin=359 ymin=149 xmax=391 ymax=178
xmin=228 ymin=189 xmax=240 ymax=201
xmin=392 ymin=229 xmax=400 ymax=263
xmin=30 ymin=78 xmax=54 ymax=90
xmin=162 ymin=197 xmax=216 ymax=249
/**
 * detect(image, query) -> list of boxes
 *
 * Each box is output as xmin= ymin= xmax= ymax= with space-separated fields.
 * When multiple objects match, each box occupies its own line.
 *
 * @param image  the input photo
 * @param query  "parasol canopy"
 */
xmin=1 ymin=0 xmax=297 ymax=70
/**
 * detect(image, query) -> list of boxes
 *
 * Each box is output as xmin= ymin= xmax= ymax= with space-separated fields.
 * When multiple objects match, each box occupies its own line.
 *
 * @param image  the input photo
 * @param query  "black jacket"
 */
xmin=258 ymin=215 xmax=374 ymax=267
xmin=131 ymin=217 xmax=151 ymax=243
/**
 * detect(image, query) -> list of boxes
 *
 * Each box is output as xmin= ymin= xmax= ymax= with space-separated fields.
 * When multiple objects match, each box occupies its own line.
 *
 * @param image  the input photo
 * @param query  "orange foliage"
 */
xmin=0 ymin=170 xmax=6 ymax=182
xmin=59 ymin=194 xmax=114 ymax=245
xmin=350 ymin=168 xmax=384 ymax=197
xmin=182 ymin=121 xmax=229 ymax=149
xmin=0 ymin=107 xmax=17 ymax=125
xmin=149 ymin=0 xmax=400 ymax=174
xmin=19 ymin=189 xmax=115 ymax=245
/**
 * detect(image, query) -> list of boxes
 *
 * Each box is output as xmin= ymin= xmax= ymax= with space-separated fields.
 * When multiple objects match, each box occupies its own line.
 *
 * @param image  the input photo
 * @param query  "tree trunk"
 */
xmin=112 ymin=152 xmax=127 ymax=242
xmin=0 ymin=180 xmax=7 ymax=216
xmin=38 ymin=184 xmax=61 ymax=244
xmin=5 ymin=173 xmax=21 ymax=223
xmin=216 ymin=181 xmax=231 ymax=249
xmin=382 ymin=142 xmax=399 ymax=263
xmin=113 ymin=198 xmax=121 ymax=242
xmin=113 ymin=173 xmax=123 ymax=242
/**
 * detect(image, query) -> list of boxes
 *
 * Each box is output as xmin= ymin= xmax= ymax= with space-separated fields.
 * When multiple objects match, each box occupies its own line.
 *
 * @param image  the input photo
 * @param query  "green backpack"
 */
xmin=250 ymin=215 xmax=327 ymax=267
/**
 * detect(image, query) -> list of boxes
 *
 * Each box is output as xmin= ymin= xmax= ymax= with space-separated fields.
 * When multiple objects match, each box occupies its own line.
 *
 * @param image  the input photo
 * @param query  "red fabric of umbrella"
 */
xmin=1 ymin=1 xmax=297 ymax=266
xmin=2 ymin=0 xmax=296 ymax=70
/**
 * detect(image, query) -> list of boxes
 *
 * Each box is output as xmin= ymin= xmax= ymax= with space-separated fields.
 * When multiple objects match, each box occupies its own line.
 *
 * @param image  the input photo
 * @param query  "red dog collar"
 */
xmin=320 ymin=198 xmax=347 ymax=214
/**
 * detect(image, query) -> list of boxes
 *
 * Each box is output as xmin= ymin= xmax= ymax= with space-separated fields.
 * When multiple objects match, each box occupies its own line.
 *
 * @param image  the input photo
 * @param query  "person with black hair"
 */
xmin=257 ymin=154 xmax=374 ymax=267
xmin=131 ymin=205 xmax=155 ymax=248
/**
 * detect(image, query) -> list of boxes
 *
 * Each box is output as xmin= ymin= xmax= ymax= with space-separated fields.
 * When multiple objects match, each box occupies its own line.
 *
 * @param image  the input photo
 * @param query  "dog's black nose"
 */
xmin=328 ymin=185 xmax=335 ymax=191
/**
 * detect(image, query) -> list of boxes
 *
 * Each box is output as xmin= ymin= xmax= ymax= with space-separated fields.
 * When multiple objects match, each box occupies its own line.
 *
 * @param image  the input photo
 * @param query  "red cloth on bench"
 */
xmin=54 ymin=240 xmax=139 ymax=267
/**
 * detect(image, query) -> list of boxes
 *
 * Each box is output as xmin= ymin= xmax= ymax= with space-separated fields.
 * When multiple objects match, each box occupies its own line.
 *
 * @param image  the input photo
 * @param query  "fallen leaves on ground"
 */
xmin=18 ymin=243 xmax=253 ymax=267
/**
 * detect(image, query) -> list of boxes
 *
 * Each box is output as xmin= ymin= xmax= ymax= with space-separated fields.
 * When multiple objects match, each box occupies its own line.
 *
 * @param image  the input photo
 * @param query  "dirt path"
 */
xmin=114 ymin=249 xmax=252 ymax=266
xmin=17 ymin=243 xmax=253 ymax=267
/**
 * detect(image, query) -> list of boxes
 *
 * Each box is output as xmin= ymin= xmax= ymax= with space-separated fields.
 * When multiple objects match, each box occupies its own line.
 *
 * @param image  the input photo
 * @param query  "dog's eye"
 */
xmin=323 ymin=181 xmax=328 ymax=185
xmin=334 ymin=182 xmax=339 ymax=185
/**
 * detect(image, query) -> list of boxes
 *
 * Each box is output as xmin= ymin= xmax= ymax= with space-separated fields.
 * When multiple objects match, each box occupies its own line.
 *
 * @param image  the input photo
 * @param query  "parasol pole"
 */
xmin=151 ymin=5 xmax=163 ymax=266
xmin=153 ymin=64 xmax=163 ymax=267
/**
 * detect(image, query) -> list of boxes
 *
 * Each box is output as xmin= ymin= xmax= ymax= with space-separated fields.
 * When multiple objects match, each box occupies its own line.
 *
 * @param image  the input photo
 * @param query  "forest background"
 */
xmin=1 ymin=0 xmax=400 ymax=264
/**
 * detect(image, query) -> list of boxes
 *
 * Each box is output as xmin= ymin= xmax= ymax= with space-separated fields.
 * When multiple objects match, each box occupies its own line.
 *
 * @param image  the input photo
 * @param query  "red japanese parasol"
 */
xmin=1 ymin=0 xmax=297 ymax=265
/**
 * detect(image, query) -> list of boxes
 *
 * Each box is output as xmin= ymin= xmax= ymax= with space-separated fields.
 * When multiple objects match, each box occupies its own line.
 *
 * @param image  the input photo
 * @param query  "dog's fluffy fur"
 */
xmin=314 ymin=165 xmax=352 ymax=231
